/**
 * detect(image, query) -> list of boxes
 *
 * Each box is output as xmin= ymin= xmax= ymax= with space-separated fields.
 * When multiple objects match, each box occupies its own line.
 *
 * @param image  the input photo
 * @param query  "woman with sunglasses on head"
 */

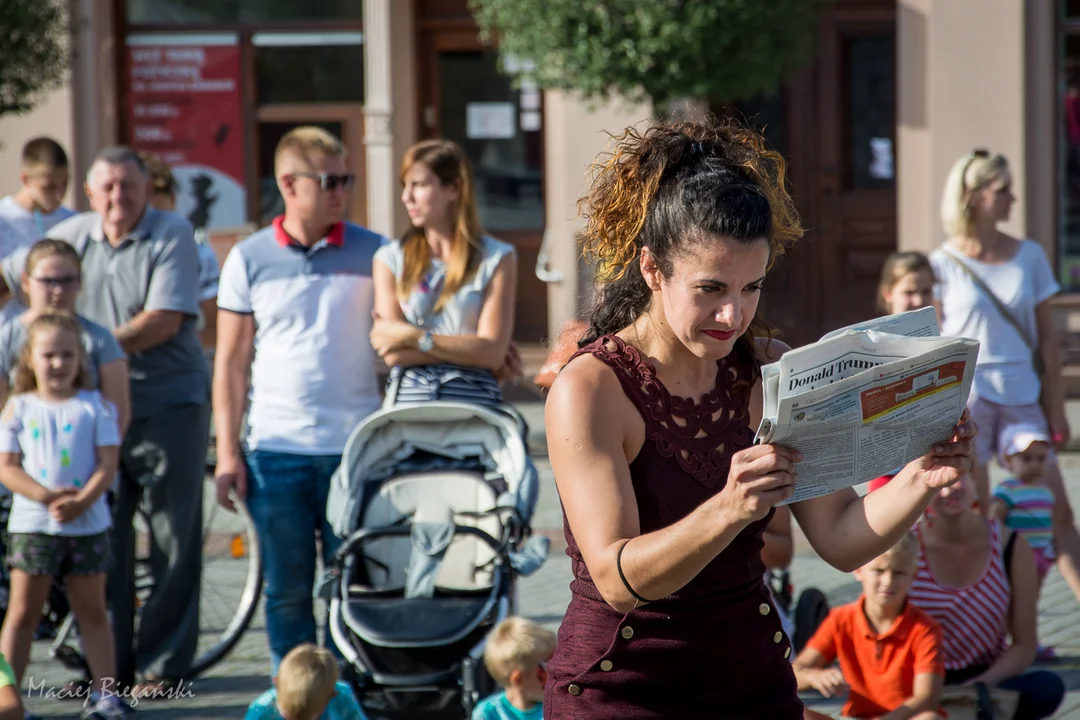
xmin=930 ymin=151 xmax=1080 ymax=616
xmin=370 ymin=140 xmax=522 ymax=388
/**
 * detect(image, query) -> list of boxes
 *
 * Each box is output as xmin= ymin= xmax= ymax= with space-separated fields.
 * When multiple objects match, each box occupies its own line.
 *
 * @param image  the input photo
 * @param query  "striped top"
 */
xmin=993 ymin=478 xmax=1055 ymax=553
xmin=908 ymin=520 xmax=1011 ymax=671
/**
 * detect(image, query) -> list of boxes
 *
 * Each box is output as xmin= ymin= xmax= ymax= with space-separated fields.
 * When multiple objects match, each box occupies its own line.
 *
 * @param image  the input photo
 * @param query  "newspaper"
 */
xmin=754 ymin=307 xmax=979 ymax=505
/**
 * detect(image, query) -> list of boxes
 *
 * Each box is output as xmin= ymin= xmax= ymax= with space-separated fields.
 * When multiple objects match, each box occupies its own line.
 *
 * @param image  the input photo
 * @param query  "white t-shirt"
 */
xmin=0 ymin=217 xmax=30 ymax=264
xmin=930 ymin=240 xmax=1059 ymax=405
xmin=0 ymin=390 xmax=120 ymax=536
xmin=0 ymin=196 xmax=76 ymax=243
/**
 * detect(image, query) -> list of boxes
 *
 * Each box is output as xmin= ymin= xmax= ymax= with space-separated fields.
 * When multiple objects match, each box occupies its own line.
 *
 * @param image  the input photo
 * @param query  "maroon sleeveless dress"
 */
xmin=543 ymin=335 xmax=803 ymax=719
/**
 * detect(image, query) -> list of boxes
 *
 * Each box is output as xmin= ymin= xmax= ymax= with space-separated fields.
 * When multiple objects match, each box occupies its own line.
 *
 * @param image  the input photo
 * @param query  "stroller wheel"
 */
xmin=793 ymin=588 xmax=830 ymax=655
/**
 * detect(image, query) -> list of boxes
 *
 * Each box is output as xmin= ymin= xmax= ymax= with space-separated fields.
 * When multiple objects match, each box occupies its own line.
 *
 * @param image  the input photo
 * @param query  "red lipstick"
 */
xmin=704 ymin=330 xmax=736 ymax=341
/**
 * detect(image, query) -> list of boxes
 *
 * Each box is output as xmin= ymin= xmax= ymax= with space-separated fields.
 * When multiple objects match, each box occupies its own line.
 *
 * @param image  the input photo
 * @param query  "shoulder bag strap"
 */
xmin=942 ymin=249 xmax=1037 ymax=353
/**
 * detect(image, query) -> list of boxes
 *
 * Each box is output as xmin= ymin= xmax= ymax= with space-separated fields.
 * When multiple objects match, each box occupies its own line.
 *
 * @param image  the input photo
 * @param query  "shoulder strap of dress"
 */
xmin=569 ymin=335 xmax=662 ymax=422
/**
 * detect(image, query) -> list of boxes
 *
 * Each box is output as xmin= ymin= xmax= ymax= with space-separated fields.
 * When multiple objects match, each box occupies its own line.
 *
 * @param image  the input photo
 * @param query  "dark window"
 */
xmin=127 ymin=0 xmax=361 ymax=25
xmin=845 ymin=34 xmax=895 ymax=190
xmin=254 ymin=35 xmax=364 ymax=104
xmin=436 ymin=51 xmax=544 ymax=231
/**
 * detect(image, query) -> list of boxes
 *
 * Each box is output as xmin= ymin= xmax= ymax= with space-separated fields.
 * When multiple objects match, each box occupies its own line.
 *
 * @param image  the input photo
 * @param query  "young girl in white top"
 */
xmin=0 ymin=312 xmax=124 ymax=718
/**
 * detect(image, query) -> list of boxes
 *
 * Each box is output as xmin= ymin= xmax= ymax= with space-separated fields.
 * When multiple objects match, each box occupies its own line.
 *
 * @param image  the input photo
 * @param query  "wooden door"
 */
xmin=417 ymin=17 xmax=549 ymax=342
xmin=815 ymin=1 xmax=898 ymax=334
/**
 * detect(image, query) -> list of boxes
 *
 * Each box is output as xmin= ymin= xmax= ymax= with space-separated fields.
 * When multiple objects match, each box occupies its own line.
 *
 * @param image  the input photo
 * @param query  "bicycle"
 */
xmin=0 ymin=455 xmax=263 ymax=681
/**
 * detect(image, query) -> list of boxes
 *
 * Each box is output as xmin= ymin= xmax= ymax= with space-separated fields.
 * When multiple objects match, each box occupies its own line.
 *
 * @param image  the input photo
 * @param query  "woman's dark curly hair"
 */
xmin=577 ymin=117 xmax=805 ymax=360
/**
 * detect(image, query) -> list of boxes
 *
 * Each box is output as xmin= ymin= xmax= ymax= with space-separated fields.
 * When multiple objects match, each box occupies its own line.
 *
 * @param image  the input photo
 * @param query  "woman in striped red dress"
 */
xmin=907 ymin=474 xmax=1064 ymax=719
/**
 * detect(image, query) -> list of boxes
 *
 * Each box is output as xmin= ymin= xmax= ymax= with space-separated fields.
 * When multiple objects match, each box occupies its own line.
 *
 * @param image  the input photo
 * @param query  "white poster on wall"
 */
xmin=466 ymin=102 xmax=516 ymax=139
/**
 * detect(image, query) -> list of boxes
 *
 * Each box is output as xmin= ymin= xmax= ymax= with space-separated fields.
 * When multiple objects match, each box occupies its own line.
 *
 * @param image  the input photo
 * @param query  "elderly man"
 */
xmin=214 ymin=127 xmax=385 ymax=677
xmin=0 ymin=146 xmax=209 ymax=694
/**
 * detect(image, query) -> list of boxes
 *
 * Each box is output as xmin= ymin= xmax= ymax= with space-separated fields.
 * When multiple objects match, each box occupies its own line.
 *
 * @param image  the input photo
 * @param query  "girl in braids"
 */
xmin=543 ymin=118 xmax=977 ymax=719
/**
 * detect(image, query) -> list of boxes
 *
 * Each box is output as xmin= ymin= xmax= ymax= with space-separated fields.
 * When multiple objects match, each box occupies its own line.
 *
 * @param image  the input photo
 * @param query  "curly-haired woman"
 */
xmin=542 ymin=118 xmax=976 ymax=719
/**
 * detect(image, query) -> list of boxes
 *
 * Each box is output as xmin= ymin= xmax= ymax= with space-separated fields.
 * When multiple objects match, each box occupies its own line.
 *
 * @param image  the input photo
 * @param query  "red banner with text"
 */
xmin=126 ymin=39 xmax=246 ymax=230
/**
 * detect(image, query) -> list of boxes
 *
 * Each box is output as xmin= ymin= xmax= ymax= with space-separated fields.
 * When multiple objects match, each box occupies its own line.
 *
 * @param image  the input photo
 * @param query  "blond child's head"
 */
xmin=853 ymin=531 xmax=918 ymax=613
xmin=483 ymin=617 xmax=557 ymax=706
xmin=877 ymin=251 xmax=934 ymax=315
xmin=19 ymin=137 xmax=70 ymax=214
xmin=274 ymin=644 xmax=339 ymax=720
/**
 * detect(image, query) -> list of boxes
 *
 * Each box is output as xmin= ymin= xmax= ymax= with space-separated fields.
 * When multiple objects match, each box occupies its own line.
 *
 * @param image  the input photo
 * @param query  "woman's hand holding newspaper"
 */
xmin=903 ymin=409 xmax=978 ymax=490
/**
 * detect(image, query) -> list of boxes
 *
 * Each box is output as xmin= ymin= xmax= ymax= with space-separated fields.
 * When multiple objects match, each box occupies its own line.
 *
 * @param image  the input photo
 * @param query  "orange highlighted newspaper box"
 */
xmin=860 ymin=361 xmax=966 ymax=423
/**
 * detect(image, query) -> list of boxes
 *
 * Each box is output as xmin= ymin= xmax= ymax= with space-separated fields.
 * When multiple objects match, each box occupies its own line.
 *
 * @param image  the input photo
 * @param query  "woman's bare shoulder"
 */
xmin=548 ymin=350 xmax=622 ymax=404
xmin=753 ymin=335 xmax=792 ymax=365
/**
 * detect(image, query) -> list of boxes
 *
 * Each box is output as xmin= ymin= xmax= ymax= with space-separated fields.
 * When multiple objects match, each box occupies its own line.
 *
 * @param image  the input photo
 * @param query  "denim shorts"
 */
xmin=7 ymin=531 xmax=112 ymax=577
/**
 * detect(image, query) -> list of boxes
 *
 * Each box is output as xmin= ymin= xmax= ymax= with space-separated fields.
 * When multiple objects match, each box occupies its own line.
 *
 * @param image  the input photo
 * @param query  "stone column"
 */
xmin=361 ymin=0 xmax=396 ymax=238
xmin=543 ymin=93 xmax=653 ymax=339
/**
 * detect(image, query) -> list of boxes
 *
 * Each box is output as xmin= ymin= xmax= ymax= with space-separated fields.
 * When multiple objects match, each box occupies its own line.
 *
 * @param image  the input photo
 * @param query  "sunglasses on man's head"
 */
xmin=291 ymin=172 xmax=356 ymax=192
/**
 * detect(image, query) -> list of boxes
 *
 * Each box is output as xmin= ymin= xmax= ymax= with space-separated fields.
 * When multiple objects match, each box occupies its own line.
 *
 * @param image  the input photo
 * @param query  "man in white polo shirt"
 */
xmin=214 ymin=127 xmax=386 ymax=677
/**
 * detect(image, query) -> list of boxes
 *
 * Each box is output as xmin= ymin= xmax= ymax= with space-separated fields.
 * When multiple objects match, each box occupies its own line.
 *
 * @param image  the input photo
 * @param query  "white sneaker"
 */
xmin=81 ymin=695 xmax=128 ymax=719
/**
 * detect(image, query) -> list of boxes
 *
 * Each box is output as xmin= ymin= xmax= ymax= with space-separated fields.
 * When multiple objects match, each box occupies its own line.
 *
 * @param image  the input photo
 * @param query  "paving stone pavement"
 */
xmin=17 ymin=393 xmax=1080 ymax=717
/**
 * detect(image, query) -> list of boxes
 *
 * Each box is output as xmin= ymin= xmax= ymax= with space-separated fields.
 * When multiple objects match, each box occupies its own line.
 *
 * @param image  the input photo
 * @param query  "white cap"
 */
xmin=1000 ymin=423 xmax=1051 ymax=462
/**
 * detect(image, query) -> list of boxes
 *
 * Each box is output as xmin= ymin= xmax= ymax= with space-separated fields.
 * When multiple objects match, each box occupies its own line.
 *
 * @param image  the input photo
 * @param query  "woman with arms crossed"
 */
xmin=543 ymin=119 xmax=976 ymax=719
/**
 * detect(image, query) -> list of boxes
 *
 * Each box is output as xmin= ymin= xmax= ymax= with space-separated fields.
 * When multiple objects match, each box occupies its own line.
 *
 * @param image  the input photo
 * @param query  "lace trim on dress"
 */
xmin=572 ymin=334 xmax=757 ymax=488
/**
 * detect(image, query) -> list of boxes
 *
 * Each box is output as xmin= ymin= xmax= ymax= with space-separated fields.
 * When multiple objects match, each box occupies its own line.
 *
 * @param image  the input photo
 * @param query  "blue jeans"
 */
xmin=998 ymin=670 xmax=1065 ymax=720
xmin=245 ymin=450 xmax=344 ymax=677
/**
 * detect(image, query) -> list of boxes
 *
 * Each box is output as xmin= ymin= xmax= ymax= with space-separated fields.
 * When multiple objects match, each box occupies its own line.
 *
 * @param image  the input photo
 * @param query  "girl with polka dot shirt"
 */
xmin=0 ymin=312 xmax=124 ymax=718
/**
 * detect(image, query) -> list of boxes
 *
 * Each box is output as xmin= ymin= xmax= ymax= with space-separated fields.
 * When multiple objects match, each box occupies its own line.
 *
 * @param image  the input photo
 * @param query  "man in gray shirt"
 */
xmin=0 ymin=146 xmax=209 ymax=693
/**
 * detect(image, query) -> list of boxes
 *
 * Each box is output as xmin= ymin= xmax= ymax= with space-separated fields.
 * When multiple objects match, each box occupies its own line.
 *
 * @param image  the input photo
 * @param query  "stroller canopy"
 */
xmin=327 ymin=401 xmax=537 ymax=541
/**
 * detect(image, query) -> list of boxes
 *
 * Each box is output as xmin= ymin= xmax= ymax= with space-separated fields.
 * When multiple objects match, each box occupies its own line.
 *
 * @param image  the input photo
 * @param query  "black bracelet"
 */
xmin=616 ymin=540 xmax=655 ymax=604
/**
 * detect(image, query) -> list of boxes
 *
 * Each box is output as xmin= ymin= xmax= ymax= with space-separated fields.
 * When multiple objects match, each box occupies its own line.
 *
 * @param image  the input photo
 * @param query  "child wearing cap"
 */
xmin=990 ymin=424 xmax=1057 ymax=659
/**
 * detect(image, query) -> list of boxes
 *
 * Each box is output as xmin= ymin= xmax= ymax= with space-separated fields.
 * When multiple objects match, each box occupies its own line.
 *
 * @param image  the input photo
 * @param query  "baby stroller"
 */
xmin=322 ymin=366 xmax=548 ymax=719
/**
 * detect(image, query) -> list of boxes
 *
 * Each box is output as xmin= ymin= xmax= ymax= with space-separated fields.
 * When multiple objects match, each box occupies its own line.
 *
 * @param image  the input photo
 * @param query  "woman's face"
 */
xmin=21 ymin=255 xmax=81 ymax=313
xmin=883 ymin=269 xmax=934 ymax=315
xmin=645 ymin=236 xmax=770 ymax=360
xmin=929 ymin=473 xmax=974 ymax=518
xmin=401 ymin=162 xmax=458 ymax=231
xmin=969 ymin=173 xmax=1015 ymax=225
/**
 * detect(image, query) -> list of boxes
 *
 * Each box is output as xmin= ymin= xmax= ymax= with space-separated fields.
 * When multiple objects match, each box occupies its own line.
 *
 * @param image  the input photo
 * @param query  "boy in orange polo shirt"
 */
xmin=793 ymin=531 xmax=943 ymax=720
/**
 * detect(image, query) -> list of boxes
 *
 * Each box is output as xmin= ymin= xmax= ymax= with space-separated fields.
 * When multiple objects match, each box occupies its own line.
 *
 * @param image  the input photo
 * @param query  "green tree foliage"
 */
xmin=469 ymin=0 xmax=826 ymax=109
xmin=0 ymin=0 xmax=69 ymax=116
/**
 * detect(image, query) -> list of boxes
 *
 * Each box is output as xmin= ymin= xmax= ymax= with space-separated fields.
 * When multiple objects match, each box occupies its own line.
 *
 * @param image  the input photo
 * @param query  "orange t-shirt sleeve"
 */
xmin=805 ymin=608 xmax=840 ymax=664
xmin=912 ymin=618 xmax=945 ymax=676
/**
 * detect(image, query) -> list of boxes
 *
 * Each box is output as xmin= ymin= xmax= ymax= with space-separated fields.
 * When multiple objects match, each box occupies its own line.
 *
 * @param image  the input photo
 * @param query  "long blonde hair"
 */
xmin=13 ymin=313 xmax=91 ymax=395
xmin=398 ymin=140 xmax=483 ymax=313
xmin=940 ymin=150 xmax=1010 ymax=237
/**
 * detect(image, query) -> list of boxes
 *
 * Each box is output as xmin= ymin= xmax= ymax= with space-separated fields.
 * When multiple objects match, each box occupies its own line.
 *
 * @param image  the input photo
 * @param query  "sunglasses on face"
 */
xmin=291 ymin=172 xmax=356 ymax=192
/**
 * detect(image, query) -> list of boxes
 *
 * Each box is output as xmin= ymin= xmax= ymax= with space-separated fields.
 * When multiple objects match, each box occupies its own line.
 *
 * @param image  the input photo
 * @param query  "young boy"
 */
xmin=474 ymin=617 xmax=556 ymax=720
xmin=793 ymin=532 xmax=943 ymax=720
xmin=245 ymin=644 xmax=367 ymax=720
xmin=0 ymin=137 xmax=76 ymax=241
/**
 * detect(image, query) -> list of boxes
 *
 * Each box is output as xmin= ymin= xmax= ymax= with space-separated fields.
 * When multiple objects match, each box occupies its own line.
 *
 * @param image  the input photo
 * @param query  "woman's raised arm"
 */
xmin=547 ymin=354 xmax=797 ymax=613
xmin=370 ymin=253 xmax=516 ymax=371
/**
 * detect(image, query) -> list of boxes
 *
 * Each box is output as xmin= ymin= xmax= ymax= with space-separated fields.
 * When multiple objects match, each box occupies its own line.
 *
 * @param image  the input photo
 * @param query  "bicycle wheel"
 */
xmin=133 ymin=472 xmax=263 ymax=677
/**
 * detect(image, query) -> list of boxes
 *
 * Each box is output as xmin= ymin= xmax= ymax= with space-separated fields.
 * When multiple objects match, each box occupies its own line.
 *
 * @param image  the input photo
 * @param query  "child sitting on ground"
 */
xmin=473 ymin=617 xmax=556 ymax=720
xmin=793 ymin=531 xmax=944 ymax=720
xmin=990 ymin=423 xmax=1058 ymax=659
xmin=245 ymin=644 xmax=367 ymax=720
